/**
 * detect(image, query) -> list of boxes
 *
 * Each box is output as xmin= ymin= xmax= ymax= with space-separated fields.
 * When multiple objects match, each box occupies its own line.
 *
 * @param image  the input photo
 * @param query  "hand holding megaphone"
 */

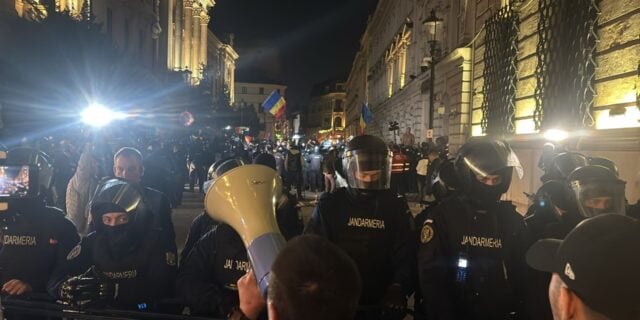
xmin=204 ymin=164 xmax=285 ymax=297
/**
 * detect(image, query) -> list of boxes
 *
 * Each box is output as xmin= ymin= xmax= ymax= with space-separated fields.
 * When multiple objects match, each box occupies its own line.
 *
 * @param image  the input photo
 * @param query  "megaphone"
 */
xmin=204 ymin=164 xmax=285 ymax=297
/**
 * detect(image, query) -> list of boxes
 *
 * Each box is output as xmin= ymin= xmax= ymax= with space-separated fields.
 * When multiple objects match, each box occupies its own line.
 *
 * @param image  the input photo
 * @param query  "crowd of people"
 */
xmin=0 ymin=126 xmax=639 ymax=320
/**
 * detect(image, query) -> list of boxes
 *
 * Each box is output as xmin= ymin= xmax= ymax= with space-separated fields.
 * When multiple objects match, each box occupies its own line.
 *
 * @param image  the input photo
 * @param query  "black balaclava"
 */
xmin=92 ymin=202 xmax=138 ymax=258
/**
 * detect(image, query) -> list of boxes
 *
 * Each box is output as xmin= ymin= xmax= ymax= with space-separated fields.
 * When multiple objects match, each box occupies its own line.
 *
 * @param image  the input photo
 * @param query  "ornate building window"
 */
xmin=479 ymin=6 xmax=519 ymax=135
xmin=533 ymin=0 xmax=599 ymax=131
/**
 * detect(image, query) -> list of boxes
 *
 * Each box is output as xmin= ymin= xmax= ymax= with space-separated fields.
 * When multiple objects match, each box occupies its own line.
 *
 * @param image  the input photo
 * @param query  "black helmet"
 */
xmin=89 ymin=178 xmax=147 ymax=232
xmin=204 ymin=158 xmax=245 ymax=194
xmin=208 ymin=157 xmax=246 ymax=180
xmin=567 ymin=165 xmax=626 ymax=217
xmin=342 ymin=135 xmax=392 ymax=190
xmin=541 ymin=152 xmax=588 ymax=182
xmin=431 ymin=158 xmax=458 ymax=202
xmin=454 ymin=138 xmax=523 ymax=196
xmin=588 ymin=157 xmax=619 ymax=177
xmin=536 ymin=180 xmax=574 ymax=214
xmin=1 ymin=147 xmax=54 ymax=200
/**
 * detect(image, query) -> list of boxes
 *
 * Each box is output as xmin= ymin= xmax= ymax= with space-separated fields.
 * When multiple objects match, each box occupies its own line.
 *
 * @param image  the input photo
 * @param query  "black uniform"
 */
xmin=176 ymin=224 xmax=254 ymax=318
xmin=180 ymin=211 xmax=218 ymax=263
xmin=417 ymin=195 xmax=526 ymax=320
xmin=304 ymin=188 xmax=416 ymax=306
xmin=47 ymin=227 xmax=177 ymax=310
xmin=143 ymin=187 xmax=175 ymax=244
xmin=0 ymin=202 xmax=79 ymax=294
xmin=307 ymin=151 xmax=323 ymax=192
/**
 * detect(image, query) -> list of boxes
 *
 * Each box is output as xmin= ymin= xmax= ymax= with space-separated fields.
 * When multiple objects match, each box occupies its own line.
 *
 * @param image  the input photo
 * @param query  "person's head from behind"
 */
xmin=253 ymin=153 xmax=277 ymax=171
xmin=527 ymin=214 xmax=640 ymax=320
xmin=268 ymin=235 xmax=361 ymax=320
xmin=113 ymin=147 xmax=144 ymax=183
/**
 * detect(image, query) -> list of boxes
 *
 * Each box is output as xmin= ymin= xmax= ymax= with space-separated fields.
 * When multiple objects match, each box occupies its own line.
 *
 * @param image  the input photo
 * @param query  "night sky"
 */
xmin=210 ymin=0 xmax=378 ymax=111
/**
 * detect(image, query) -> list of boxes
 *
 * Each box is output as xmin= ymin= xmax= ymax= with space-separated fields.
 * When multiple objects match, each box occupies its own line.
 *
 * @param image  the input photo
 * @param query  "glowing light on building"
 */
xmin=543 ymin=129 xmax=569 ymax=142
xmin=515 ymin=118 xmax=537 ymax=134
xmin=595 ymin=106 xmax=640 ymax=130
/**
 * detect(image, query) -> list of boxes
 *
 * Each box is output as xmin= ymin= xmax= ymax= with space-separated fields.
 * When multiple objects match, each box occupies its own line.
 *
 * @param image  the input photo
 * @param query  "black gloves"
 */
xmin=380 ymin=283 xmax=408 ymax=320
xmin=60 ymin=267 xmax=118 ymax=306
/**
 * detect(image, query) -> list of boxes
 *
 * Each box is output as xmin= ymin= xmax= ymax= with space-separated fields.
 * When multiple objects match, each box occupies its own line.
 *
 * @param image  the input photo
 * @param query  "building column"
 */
xmin=181 ymin=0 xmax=193 ymax=70
xmin=229 ymin=63 xmax=235 ymax=103
xmin=200 ymin=14 xmax=209 ymax=69
xmin=191 ymin=4 xmax=202 ymax=82
xmin=172 ymin=0 xmax=182 ymax=69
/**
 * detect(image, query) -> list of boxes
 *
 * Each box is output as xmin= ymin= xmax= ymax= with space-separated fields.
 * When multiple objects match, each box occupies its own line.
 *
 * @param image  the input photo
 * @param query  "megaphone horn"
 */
xmin=204 ymin=164 xmax=285 ymax=297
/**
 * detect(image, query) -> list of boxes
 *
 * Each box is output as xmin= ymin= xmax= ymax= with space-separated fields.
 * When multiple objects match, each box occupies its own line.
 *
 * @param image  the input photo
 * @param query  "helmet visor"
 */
xmin=462 ymin=146 xmax=523 ymax=180
xmin=572 ymin=180 xmax=626 ymax=217
xmin=552 ymin=153 xmax=589 ymax=179
xmin=91 ymin=178 xmax=143 ymax=214
xmin=343 ymin=149 xmax=392 ymax=190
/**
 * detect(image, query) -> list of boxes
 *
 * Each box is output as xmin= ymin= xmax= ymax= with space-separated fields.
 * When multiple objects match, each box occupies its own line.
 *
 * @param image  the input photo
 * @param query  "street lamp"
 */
xmin=423 ymin=9 xmax=443 ymax=131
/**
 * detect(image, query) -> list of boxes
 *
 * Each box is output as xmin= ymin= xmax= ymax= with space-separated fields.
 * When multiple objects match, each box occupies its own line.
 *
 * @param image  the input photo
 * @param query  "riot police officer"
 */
xmin=567 ymin=164 xmax=626 ymax=217
xmin=523 ymin=164 xmax=627 ymax=320
xmin=48 ymin=178 xmax=177 ymax=311
xmin=0 ymin=147 xmax=79 ymax=297
xmin=176 ymin=158 xmax=300 ymax=319
xmin=417 ymin=138 xmax=526 ymax=320
xmin=180 ymin=158 xmax=245 ymax=263
xmin=304 ymin=135 xmax=416 ymax=319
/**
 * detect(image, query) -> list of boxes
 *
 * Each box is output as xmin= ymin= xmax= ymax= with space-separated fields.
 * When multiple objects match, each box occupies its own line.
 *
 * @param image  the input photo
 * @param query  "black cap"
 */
xmin=526 ymin=214 xmax=640 ymax=319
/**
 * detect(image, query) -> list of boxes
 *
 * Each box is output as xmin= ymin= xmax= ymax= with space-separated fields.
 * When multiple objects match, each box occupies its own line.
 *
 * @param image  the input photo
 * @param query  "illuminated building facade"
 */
xmin=234 ymin=80 xmax=287 ymax=140
xmin=161 ymin=0 xmax=215 ymax=85
xmin=346 ymin=0 xmax=640 ymax=209
xmin=306 ymin=80 xmax=346 ymax=140
xmin=207 ymin=30 xmax=238 ymax=105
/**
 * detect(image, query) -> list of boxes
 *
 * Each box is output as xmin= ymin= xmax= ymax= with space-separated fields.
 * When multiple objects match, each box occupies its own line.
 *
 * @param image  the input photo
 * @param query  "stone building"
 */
xmin=3 ymin=0 xmax=216 ymax=83
xmin=306 ymin=80 xmax=346 ymax=140
xmin=346 ymin=0 xmax=640 ymax=210
xmin=207 ymin=31 xmax=238 ymax=105
xmin=160 ymin=0 xmax=215 ymax=85
xmin=234 ymin=77 xmax=287 ymax=139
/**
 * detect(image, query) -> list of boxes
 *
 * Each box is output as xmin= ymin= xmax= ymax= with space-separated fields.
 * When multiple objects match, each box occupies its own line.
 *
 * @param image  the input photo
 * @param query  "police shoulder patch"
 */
xmin=67 ymin=244 xmax=82 ymax=260
xmin=165 ymin=252 xmax=177 ymax=266
xmin=420 ymin=223 xmax=435 ymax=244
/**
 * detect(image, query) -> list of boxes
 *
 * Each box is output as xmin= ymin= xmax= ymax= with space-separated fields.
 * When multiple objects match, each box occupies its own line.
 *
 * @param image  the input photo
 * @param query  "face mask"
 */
xmin=469 ymin=178 xmax=503 ymax=208
xmin=104 ymin=223 xmax=134 ymax=257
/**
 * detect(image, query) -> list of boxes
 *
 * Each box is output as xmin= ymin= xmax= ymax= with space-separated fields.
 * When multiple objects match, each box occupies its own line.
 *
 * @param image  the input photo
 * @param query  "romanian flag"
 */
xmin=262 ymin=90 xmax=287 ymax=119
xmin=359 ymin=102 xmax=373 ymax=135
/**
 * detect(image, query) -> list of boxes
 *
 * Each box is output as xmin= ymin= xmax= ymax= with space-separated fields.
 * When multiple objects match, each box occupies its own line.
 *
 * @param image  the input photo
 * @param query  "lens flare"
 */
xmin=81 ymin=104 xmax=127 ymax=128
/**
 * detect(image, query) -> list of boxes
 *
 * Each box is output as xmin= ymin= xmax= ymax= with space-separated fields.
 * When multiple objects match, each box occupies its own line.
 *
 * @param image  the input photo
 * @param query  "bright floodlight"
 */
xmin=543 ymin=129 xmax=569 ymax=142
xmin=81 ymin=104 xmax=126 ymax=128
xmin=225 ymin=125 xmax=232 ymax=130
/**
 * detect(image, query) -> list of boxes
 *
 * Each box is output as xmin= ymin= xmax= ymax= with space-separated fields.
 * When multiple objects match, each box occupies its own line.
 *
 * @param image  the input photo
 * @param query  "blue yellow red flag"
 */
xmin=262 ymin=90 xmax=287 ymax=119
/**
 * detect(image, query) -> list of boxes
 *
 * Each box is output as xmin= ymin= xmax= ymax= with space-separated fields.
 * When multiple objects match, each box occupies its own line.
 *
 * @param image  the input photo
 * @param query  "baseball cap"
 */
xmin=526 ymin=214 xmax=640 ymax=320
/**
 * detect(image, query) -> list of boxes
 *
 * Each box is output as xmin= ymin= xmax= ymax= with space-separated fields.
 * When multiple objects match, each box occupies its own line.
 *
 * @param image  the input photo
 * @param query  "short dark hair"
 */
xmin=268 ymin=235 xmax=361 ymax=320
xmin=113 ymin=147 xmax=143 ymax=164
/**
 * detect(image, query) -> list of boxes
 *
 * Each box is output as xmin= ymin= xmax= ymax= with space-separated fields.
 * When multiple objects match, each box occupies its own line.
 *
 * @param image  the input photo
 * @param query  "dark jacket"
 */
xmin=143 ymin=187 xmax=175 ymax=243
xmin=48 ymin=228 xmax=177 ymax=310
xmin=176 ymin=224 xmax=250 ymax=317
xmin=0 ymin=203 xmax=79 ymax=294
xmin=417 ymin=195 xmax=526 ymax=320
xmin=304 ymin=188 xmax=417 ymax=305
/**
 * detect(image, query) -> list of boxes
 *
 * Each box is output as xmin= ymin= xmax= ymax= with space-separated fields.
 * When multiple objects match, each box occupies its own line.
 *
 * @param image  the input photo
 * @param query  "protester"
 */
xmin=233 ymin=235 xmax=362 ymax=320
xmin=527 ymin=214 xmax=640 ymax=320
